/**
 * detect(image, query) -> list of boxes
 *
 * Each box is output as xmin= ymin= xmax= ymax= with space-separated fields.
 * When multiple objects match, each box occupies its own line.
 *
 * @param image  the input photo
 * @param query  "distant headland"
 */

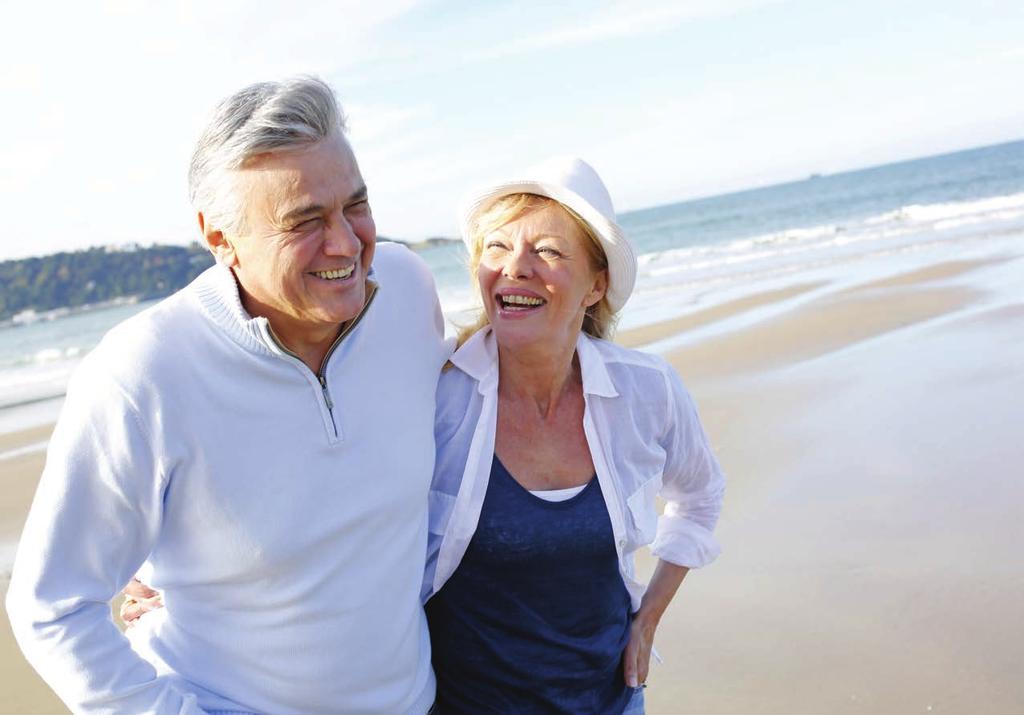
xmin=392 ymin=236 xmax=460 ymax=251
xmin=0 ymin=236 xmax=459 ymax=325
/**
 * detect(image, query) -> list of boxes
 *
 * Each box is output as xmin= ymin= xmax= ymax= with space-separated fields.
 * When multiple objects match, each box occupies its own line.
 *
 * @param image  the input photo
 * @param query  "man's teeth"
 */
xmin=501 ymin=294 xmax=545 ymax=307
xmin=313 ymin=266 xmax=354 ymax=280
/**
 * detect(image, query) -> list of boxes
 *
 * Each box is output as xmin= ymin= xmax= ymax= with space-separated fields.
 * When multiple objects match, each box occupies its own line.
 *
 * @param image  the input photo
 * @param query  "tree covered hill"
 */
xmin=0 ymin=237 xmax=459 ymax=323
xmin=0 ymin=244 xmax=215 ymax=322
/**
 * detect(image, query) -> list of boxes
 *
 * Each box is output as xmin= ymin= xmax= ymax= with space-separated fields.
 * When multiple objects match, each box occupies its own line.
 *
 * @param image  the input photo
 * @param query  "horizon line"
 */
xmin=3 ymin=135 xmax=1021 ymax=264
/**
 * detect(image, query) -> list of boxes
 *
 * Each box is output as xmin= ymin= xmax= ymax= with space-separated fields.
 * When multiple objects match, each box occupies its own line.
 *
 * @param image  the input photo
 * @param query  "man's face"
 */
xmin=217 ymin=133 xmax=376 ymax=348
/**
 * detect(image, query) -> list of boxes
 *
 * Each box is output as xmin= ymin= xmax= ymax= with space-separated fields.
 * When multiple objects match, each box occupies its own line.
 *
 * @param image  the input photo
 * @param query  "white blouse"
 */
xmin=424 ymin=328 xmax=726 ymax=610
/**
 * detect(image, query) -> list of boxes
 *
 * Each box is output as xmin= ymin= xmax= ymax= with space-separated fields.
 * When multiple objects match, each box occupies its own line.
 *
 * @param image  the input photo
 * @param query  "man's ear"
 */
xmin=199 ymin=211 xmax=237 ymax=268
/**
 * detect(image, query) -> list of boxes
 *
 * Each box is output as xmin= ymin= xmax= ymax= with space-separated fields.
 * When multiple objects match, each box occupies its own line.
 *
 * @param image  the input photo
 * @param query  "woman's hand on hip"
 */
xmin=623 ymin=613 xmax=657 ymax=688
xmin=623 ymin=559 xmax=690 ymax=687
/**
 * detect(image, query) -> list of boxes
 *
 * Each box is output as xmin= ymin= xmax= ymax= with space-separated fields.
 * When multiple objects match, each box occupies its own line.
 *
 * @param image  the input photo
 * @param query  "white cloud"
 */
xmin=470 ymin=0 xmax=778 ymax=61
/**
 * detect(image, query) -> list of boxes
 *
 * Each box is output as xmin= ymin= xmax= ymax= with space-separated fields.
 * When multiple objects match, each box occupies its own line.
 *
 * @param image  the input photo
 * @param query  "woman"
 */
xmin=124 ymin=157 xmax=725 ymax=714
xmin=423 ymin=156 xmax=724 ymax=714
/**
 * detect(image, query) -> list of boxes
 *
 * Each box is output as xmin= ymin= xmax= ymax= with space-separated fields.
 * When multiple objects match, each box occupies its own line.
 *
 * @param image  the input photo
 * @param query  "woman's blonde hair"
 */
xmin=456 ymin=193 xmax=618 ymax=347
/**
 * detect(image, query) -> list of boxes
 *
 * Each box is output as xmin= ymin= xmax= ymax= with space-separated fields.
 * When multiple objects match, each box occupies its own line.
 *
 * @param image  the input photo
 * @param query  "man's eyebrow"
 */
xmin=280 ymin=204 xmax=325 ymax=225
xmin=279 ymin=186 xmax=369 ymax=225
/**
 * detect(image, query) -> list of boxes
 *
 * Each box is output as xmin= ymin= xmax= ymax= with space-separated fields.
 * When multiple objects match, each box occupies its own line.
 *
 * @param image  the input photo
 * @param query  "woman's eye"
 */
xmin=537 ymin=246 xmax=561 ymax=257
xmin=484 ymin=241 xmax=508 ymax=251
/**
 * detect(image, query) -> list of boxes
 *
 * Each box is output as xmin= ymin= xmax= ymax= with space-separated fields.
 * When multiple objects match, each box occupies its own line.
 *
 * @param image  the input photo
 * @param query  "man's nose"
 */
xmin=323 ymin=217 xmax=361 ymax=256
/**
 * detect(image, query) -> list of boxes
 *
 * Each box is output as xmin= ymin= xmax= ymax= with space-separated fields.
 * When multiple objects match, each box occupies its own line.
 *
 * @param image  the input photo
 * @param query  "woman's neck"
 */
xmin=496 ymin=335 xmax=580 ymax=419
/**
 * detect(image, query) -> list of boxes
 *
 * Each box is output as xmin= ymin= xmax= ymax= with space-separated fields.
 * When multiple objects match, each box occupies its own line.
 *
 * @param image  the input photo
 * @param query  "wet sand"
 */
xmin=2 ymin=243 xmax=1022 ymax=713
xmin=624 ymin=251 xmax=1024 ymax=713
xmin=1 ymin=448 xmax=66 ymax=713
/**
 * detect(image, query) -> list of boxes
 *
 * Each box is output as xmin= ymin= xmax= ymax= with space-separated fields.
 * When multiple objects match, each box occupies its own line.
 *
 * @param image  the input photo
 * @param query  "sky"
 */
xmin=1 ymin=0 xmax=1022 ymax=261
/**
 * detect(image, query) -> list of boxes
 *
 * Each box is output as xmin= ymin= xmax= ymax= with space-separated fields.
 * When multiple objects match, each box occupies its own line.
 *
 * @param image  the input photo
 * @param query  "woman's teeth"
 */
xmin=500 ymin=294 xmax=545 ymax=310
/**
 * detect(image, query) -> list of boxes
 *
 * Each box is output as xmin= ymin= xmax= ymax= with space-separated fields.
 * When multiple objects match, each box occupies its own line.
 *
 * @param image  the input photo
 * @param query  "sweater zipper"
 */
xmin=268 ymin=282 xmax=379 ymax=439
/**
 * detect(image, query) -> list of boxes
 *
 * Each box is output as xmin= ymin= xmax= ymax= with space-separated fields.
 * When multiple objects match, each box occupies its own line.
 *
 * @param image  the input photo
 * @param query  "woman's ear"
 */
xmin=585 ymin=268 xmax=609 ymax=308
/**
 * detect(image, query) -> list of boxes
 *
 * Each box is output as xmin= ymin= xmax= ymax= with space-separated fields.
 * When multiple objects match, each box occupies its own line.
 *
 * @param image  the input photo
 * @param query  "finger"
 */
xmin=123 ymin=578 xmax=159 ymax=600
xmin=120 ymin=598 xmax=141 ymax=627
xmin=123 ymin=581 xmax=153 ymax=599
xmin=636 ymin=635 xmax=653 ymax=685
xmin=120 ymin=595 xmax=163 ymax=626
xmin=623 ymin=638 xmax=639 ymax=688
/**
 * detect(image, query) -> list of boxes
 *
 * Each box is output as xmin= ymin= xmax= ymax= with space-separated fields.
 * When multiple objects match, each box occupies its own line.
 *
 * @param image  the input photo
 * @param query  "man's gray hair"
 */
xmin=189 ymin=75 xmax=348 ymax=233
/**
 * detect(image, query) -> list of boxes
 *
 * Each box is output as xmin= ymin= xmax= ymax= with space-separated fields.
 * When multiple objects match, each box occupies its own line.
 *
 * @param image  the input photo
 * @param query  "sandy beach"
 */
xmin=2 ymin=233 xmax=1022 ymax=713
xmin=623 ymin=238 xmax=1024 ymax=713
xmin=1 ymin=444 xmax=68 ymax=713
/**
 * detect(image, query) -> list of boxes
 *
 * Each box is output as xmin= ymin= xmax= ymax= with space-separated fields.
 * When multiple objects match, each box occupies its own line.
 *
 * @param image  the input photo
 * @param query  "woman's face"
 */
xmin=476 ymin=202 xmax=607 ymax=353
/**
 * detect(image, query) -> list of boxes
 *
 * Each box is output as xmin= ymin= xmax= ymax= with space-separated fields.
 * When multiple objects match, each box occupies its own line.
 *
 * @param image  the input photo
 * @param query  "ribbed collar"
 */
xmin=190 ymin=262 xmax=379 ymax=359
xmin=192 ymin=263 xmax=276 ymax=356
xmin=450 ymin=327 xmax=618 ymax=398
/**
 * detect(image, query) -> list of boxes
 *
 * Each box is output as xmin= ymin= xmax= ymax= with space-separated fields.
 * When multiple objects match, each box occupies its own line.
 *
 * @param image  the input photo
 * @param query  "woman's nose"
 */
xmin=502 ymin=245 xmax=533 ymax=279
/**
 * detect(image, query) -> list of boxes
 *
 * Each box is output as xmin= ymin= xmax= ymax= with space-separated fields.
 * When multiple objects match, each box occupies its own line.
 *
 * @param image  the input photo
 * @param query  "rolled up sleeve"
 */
xmin=649 ymin=367 xmax=726 ymax=568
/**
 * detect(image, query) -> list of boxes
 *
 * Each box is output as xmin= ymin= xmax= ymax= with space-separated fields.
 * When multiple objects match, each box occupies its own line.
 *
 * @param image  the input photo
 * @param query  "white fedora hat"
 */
xmin=458 ymin=156 xmax=638 ymax=312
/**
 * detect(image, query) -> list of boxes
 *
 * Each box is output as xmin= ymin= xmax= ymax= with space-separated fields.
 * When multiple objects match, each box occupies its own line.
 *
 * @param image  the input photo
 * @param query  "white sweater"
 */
xmin=6 ymin=244 xmax=451 ymax=715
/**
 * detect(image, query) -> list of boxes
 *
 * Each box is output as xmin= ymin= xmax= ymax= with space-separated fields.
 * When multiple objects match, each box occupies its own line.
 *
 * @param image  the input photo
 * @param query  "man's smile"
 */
xmin=310 ymin=266 xmax=355 ymax=281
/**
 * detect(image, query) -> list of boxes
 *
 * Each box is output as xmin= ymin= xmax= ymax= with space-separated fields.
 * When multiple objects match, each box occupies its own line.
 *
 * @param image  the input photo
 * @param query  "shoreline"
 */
xmin=1 ymin=234 xmax=1022 ymax=713
xmin=0 ymin=295 xmax=146 ymax=330
xmin=0 ymin=424 xmax=53 ymax=456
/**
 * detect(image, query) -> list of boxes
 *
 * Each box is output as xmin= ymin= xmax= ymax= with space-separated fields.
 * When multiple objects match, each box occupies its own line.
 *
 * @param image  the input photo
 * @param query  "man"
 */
xmin=6 ymin=76 xmax=449 ymax=714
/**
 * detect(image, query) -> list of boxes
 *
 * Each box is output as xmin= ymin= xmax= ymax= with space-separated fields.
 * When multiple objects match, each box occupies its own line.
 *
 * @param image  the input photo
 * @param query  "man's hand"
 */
xmin=119 ymin=578 xmax=163 ymax=628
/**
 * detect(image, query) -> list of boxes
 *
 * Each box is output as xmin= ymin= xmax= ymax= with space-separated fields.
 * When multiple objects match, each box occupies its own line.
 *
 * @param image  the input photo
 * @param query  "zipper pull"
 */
xmin=319 ymin=375 xmax=334 ymax=410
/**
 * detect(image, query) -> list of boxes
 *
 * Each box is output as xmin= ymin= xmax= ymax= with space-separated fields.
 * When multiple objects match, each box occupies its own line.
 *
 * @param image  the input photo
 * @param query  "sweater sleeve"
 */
xmin=649 ymin=365 xmax=726 ymax=569
xmin=5 ymin=366 xmax=205 ymax=714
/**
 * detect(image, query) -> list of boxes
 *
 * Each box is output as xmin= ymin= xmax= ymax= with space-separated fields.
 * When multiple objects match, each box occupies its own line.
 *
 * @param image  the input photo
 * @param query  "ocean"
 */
xmin=2 ymin=138 xmax=1023 ymax=438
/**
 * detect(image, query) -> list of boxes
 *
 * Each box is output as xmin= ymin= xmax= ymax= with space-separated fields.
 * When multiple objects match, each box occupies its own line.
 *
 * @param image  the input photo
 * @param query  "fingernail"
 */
xmin=628 ymin=675 xmax=638 ymax=688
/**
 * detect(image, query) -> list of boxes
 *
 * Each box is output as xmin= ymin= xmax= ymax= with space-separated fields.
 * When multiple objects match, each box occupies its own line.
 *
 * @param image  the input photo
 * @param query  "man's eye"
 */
xmin=293 ymin=218 xmax=323 ymax=231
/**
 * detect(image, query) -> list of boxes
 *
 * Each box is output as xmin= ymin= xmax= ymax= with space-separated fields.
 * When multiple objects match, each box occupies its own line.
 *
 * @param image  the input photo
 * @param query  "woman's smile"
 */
xmin=494 ymin=288 xmax=548 ymax=317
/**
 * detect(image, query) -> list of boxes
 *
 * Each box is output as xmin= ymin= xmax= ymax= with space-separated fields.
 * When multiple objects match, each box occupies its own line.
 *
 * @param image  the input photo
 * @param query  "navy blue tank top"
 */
xmin=426 ymin=455 xmax=633 ymax=714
